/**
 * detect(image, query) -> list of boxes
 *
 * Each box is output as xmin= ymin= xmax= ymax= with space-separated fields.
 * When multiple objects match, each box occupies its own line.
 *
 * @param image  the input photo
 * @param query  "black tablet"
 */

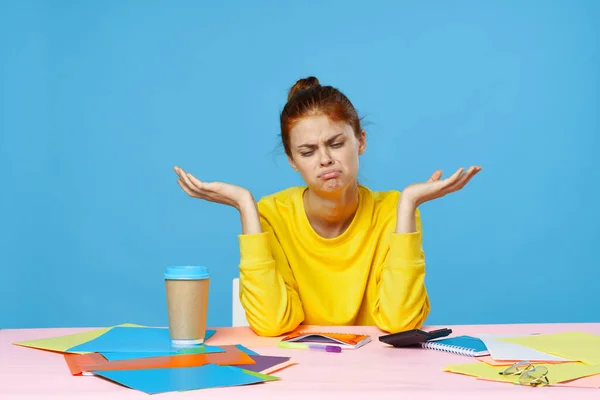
xmin=379 ymin=328 xmax=452 ymax=348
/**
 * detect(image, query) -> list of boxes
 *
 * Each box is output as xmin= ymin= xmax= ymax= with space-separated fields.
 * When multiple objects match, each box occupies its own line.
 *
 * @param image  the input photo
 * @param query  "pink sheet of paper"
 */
xmin=552 ymin=374 xmax=600 ymax=389
xmin=205 ymin=327 xmax=281 ymax=347
xmin=4 ymin=323 xmax=600 ymax=399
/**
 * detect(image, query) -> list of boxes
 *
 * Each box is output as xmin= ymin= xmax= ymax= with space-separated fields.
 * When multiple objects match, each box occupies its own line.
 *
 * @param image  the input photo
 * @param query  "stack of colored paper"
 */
xmin=13 ymin=324 xmax=295 ymax=394
xmin=443 ymin=331 xmax=600 ymax=389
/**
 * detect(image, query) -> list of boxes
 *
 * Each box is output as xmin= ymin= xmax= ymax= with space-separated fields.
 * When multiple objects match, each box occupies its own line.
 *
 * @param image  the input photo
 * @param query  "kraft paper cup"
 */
xmin=164 ymin=265 xmax=210 ymax=347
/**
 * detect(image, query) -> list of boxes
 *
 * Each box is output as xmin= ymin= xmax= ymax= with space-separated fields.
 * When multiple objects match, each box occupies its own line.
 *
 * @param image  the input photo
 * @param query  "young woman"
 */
xmin=174 ymin=77 xmax=481 ymax=336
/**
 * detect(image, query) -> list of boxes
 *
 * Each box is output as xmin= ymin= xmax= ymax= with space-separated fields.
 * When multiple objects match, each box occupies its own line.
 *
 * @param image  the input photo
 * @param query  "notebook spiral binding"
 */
xmin=420 ymin=341 xmax=478 ymax=356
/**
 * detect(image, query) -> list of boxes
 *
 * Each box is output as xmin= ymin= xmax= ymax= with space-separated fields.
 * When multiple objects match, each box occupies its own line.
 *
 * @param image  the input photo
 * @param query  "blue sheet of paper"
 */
xmin=92 ymin=364 xmax=270 ymax=394
xmin=67 ymin=327 xmax=216 ymax=353
xmin=235 ymin=344 xmax=259 ymax=356
xmin=100 ymin=345 xmax=224 ymax=361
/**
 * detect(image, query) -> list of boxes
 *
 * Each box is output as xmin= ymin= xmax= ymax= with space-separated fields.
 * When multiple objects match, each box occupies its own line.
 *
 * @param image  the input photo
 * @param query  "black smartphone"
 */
xmin=378 ymin=328 xmax=452 ymax=348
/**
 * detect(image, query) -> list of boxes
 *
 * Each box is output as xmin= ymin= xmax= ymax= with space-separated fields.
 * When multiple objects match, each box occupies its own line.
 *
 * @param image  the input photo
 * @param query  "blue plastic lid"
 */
xmin=164 ymin=266 xmax=210 ymax=280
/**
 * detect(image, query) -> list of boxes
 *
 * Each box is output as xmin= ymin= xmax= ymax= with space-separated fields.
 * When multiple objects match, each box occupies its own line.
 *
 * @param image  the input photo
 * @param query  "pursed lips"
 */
xmin=318 ymin=170 xmax=342 ymax=179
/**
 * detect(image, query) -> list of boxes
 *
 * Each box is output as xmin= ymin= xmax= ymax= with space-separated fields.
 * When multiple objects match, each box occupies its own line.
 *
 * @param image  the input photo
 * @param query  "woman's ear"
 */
xmin=358 ymin=130 xmax=367 ymax=155
xmin=288 ymin=156 xmax=298 ymax=171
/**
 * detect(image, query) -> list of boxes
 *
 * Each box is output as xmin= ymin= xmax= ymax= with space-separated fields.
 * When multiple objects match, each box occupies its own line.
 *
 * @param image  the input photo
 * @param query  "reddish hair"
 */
xmin=279 ymin=76 xmax=363 ymax=158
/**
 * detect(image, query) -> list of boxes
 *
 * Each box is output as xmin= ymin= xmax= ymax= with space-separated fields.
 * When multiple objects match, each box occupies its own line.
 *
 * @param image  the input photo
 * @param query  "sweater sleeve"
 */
xmin=237 ymin=217 xmax=305 ymax=337
xmin=372 ymin=207 xmax=430 ymax=333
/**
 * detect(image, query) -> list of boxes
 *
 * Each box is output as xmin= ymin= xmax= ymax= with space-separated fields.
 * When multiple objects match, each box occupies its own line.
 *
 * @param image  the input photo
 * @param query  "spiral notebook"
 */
xmin=281 ymin=331 xmax=371 ymax=349
xmin=422 ymin=335 xmax=489 ymax=357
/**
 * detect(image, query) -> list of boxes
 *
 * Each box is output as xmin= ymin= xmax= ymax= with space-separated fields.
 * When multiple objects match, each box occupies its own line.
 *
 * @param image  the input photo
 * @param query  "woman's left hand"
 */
xmin=400 ymin=166 xmax=482 ymax=208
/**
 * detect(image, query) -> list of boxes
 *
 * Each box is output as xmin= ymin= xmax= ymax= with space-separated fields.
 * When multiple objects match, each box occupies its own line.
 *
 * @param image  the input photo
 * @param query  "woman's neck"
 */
xmin=303 ymin=184 xmax=360 ymax=239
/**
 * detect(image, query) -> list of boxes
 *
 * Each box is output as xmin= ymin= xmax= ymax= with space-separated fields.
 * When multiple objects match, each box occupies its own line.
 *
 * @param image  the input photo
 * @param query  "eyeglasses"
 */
xmin=499 ymin=361 xmax=549 ymax=387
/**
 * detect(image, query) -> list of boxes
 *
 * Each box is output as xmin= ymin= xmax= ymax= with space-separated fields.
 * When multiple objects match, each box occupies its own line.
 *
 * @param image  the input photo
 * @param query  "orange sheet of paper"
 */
xmin=64 ymin=345 xmax=254 ymax=375
xmin=65 ymin=353 xmax=106 ymax=375
xmin=262 ymin=360 xmax=297 ymax=375
xmin=477 ymin=356 xmax=569 ymax=366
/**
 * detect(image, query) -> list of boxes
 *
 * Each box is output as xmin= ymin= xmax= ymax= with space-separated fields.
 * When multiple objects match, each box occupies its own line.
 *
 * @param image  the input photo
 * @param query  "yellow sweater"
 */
xmin=238 ymin=185 xmax=430 ymax=336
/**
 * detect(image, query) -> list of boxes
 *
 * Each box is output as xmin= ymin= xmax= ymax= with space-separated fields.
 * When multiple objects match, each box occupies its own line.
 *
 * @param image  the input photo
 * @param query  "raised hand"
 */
xmin=174 ymin=166 xmax=252 ymax=210
xmin=400 ymin=166 xmax=482 ymax=208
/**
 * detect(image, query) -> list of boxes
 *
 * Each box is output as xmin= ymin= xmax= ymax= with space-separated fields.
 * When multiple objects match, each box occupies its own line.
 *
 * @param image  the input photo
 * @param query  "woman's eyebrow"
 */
xmin=297 ymin=133 xmax=344 ymax=149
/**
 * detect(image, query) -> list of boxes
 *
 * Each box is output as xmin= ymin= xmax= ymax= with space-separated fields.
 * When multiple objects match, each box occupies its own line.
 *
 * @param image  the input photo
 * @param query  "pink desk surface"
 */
xmin=2 ymin=322 xmax=599 ymax=400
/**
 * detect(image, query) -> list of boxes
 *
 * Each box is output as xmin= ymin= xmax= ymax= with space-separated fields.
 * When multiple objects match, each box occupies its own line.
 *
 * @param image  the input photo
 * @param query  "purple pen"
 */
xmin=278 ymin=341 xmax=343 ymax=352
xmin=308 ymin=344 xmax=342 ymax=353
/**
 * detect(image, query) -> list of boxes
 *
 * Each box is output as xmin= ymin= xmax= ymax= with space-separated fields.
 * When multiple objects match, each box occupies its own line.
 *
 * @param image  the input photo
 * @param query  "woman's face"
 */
xmin=288 ymin=114 xmax=366 ymax=196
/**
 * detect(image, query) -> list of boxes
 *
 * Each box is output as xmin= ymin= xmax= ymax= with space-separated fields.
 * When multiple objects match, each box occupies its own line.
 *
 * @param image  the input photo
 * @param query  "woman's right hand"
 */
xmin=174 ymin=166 xmax=252 ymax=210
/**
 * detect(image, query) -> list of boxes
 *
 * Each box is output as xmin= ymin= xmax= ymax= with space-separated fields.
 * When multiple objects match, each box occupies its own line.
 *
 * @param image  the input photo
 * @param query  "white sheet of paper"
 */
xmin=473 ymin=333 xmax=571 ymax=362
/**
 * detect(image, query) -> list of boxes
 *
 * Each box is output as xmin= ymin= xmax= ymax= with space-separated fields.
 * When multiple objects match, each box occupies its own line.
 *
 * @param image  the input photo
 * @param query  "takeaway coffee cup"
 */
xmin=164 ymin=265 xmax=210 ymax=346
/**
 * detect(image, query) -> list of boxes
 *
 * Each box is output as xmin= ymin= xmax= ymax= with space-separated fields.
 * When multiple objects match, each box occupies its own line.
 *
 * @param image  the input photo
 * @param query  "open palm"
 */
xmin=402 ymin=166 xmax=482 ymax=207
xmin=174 ymin=166 xmax=250 ymax=209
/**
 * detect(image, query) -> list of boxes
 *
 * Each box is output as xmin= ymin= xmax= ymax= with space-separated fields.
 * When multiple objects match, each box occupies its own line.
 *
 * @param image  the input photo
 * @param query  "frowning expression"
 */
xmin=288 ymin=115 xmax=366 ymax=195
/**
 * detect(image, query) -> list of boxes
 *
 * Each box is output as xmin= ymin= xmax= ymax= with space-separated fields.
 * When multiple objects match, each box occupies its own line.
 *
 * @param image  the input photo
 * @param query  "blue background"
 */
xmin=1 ymin=0 xmax=598 ymax=329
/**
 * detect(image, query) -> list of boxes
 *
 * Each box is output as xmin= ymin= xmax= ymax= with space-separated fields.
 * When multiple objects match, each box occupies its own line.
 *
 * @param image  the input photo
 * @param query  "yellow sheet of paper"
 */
xmin=444 ymin=361 xmax=600 ymax=385
xmin=444 ymin=362 xmax=520 ymax=384
xmin=13 ymin=323 xmax=144 ymax=354
xmin=497 ymin=331 xmax=600 ymax=366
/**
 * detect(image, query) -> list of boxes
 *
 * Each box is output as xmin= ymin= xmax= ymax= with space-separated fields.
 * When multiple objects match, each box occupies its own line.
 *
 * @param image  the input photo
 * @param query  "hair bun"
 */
xmin=287 ymin=76 xmax=320 ymax=101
